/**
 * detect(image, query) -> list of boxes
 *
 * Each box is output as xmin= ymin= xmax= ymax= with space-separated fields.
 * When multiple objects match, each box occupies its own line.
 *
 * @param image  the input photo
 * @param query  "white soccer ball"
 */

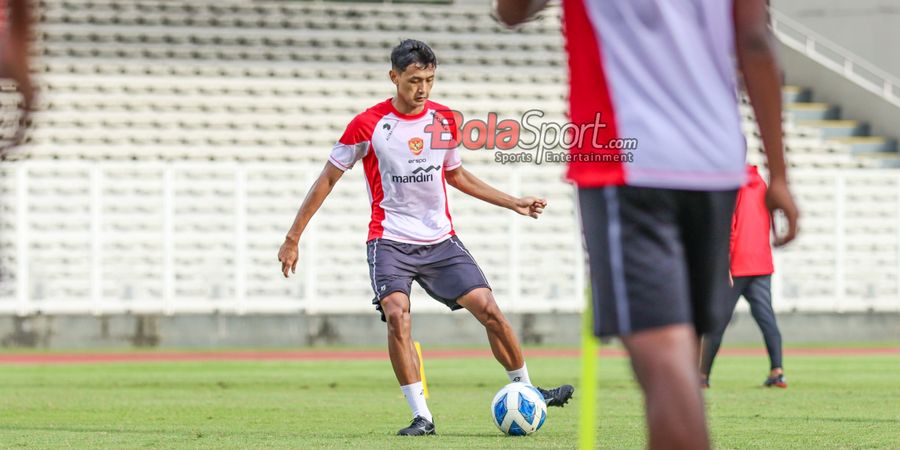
xmin=490 ymin=382 xmax=547 ymax=436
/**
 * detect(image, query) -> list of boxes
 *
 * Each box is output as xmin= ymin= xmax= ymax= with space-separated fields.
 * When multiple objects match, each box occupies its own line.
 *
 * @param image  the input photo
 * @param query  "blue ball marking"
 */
xmin=493 ymin=392 xmax=508 ymax=425
xmin=518 ymin=392 xmax=536 ymax=424
xmin=508 ymin=421 xmax=527 ymax=436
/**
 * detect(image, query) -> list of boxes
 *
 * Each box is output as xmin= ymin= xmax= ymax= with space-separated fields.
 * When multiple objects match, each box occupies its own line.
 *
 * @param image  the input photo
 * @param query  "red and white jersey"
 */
xmin=563 ymin=0 xmax=747 ymax=190
xmin=329 ymin=98 xmax=462 ymax=244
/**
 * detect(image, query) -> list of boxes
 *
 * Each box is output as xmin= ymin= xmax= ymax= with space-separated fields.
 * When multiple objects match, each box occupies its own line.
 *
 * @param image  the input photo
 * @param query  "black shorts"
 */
xmin=366 ymin=236 xmax=491 ymax=322
xmin=578 ymin=186 xmax=737 ymax=338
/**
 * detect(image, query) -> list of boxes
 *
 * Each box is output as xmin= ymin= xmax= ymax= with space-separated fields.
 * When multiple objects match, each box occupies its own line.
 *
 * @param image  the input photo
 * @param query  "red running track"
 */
xmin=0 ymin=347 xmax=897 ymax=365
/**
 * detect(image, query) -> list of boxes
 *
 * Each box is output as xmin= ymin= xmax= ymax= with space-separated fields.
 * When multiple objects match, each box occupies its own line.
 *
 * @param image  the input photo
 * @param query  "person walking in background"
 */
xmin=700 ymin=164 xmax=786 ymax=389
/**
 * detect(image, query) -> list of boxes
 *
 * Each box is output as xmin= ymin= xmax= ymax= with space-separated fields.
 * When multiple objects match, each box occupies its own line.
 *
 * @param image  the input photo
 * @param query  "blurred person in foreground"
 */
xmin=700 ymin=164 xmax=786 ymax=389
xmin=496 ymin=0 xmax=798 ymax=448
xmin=0 ymin=0 xmax=34 ymax=156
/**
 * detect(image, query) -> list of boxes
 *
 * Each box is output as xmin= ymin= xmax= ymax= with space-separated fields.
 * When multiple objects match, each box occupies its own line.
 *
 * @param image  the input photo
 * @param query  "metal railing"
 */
xmin=0 ymin=159 xmax=584 ymax=315
xmin=2 ymin=161 xmax=900 ymax=315
xmin=770 ymin=8 xmax=900 ymax=109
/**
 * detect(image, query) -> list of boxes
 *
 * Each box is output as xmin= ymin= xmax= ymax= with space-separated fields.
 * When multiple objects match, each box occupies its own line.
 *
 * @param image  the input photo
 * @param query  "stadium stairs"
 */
xmin=783 ymin=85 xmax=900 ymax=167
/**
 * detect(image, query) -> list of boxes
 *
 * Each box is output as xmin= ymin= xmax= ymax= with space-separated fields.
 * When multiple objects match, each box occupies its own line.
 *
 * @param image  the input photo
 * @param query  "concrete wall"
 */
xmin=0 ymin=312 xmax=896 ymax=348
xmin=721 ymin=311 xmax=900 ymax=344
xmin=774 ymin=0 xmax=900 ymax=78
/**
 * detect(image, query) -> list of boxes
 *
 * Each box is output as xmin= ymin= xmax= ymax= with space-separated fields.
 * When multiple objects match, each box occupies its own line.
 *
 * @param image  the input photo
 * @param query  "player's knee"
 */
xmin=384 ymin=309 xmax=410 ymax=334
xmin=380 ymin=295 xmax=410 ymax=329
xmin=482 ymin=302 xmax=507 ymax=329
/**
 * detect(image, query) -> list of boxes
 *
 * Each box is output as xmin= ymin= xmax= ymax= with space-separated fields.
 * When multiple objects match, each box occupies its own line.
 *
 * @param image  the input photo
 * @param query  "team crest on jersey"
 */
xmin=408 ymin=137 xmax=425 ymax=156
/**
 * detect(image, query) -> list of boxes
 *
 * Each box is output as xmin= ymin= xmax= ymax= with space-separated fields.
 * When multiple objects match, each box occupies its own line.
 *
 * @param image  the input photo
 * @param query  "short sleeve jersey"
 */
xmin=563 ymin=0 xmax=747 ymax=190
xmin=329 ymin=98 xmax=462 ymax=244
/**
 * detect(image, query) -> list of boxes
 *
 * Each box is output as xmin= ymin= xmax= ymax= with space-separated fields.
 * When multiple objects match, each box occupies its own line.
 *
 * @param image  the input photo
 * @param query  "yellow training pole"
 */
xmin=579 ymin=294 xmax=599 ymax=449
xmin=414 ymin=341 xmax=429 ymax=398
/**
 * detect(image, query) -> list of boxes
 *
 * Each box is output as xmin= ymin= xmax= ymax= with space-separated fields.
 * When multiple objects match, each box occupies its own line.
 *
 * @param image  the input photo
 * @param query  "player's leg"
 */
xmin=456 ymin=287 xmax=523 ymax=372
xmin=417 ymin=237 xmax=574 ymax=406
xmin=621 ymin=324 xmax=710 ymax=450
xmin=699 ymin=277 xmax=751 ymax=386
xmin=456 ymin=286 xmax=574 ymax=406
xmin=380 ymin=292 xmax=419 ymax=385
xmin=743 ymin=275 xmax=786 ymax=387
xmin=579 ymin=186 xmax=725 ymax=450
xmin=367 ymin=239 xmax=434 ymax=435
xmin=414 ymin=237 xmax=523 ymax=372
xmin=676 ymin=189 xmax=737 ymax=445
xmin=380 ymin=292 xmax=436 ymax=435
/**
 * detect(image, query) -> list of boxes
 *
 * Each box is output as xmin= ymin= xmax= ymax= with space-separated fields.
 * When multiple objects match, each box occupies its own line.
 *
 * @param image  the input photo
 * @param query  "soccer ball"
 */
xmin=490 ymin=382 xmax=547 ymax=436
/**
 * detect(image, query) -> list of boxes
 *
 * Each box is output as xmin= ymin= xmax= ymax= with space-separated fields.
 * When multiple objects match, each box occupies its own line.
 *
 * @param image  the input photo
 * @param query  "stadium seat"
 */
xmin=1 ymin=0 xmax=896 ymax=314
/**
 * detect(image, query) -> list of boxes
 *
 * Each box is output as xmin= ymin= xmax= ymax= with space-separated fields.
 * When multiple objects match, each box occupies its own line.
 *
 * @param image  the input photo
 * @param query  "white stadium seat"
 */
xmin=0 ymin=0 xmax=897 ymax=314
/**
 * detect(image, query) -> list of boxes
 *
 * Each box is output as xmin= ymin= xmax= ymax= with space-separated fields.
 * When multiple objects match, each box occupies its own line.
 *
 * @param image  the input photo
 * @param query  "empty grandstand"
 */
xmin=0 ymin=0 xmax=898 ymax=341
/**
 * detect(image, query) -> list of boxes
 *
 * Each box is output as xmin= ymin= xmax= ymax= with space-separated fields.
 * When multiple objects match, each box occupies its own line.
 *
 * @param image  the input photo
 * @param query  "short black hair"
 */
xmin=390 ymin=39 xmax=437 ymax=73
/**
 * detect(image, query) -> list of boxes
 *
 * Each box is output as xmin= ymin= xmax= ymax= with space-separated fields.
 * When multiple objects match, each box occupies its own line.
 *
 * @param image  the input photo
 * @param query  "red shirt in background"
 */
xmin=730 ymin=165 xmax=774 ymax=276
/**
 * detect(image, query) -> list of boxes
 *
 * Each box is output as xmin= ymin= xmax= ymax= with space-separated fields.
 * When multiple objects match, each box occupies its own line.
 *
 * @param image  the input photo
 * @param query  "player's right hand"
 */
xmin=278 ymin=237 xmax=299 ymax=278
xmin=765 ymin=179 xmax=799 ymax=247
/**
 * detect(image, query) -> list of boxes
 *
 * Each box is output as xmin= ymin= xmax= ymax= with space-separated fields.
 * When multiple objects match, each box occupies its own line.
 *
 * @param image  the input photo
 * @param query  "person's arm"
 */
xmin=444 ymin=166 xmax=546 ymax=218
xmin=0 ymin=0 xmax=34 ymax=153
xmin=277 ymin=162 xmax=345 ymax=277
xmin=733 ymin=0 xmax=798 ymax=246
xmin=494 ymin=0 xmax=551 ymax=27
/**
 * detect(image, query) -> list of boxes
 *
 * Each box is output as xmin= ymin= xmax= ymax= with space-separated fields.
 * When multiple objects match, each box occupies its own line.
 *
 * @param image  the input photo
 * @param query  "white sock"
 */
xmin=400 ymin=382 xmax=432 ymax=422
xmin=506 ymin=363 xmax=532 ymax=385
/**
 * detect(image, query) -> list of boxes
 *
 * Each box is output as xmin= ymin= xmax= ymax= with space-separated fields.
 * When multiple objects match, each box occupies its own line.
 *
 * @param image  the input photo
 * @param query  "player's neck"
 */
xmin=391 ymin=96 xmax=425 ymax=117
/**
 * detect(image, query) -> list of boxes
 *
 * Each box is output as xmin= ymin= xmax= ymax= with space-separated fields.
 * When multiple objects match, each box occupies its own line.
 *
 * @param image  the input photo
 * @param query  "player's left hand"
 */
xmin=512 ymin=197 xmax=547 ymax=219
xmin=766 ymin=178 xmax=799 ymax=247
xmin=278 ymin=237 xmax=299 ymax=278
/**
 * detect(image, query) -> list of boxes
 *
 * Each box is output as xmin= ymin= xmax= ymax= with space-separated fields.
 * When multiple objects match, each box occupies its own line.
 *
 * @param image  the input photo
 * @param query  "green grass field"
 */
xmin=0 ymin=349 xmax=897 ymax=449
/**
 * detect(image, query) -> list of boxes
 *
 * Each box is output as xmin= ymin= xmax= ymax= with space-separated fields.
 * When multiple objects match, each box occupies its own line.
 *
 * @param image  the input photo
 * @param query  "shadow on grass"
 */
xmin=435 ymin=432 xmax=513 ymax=438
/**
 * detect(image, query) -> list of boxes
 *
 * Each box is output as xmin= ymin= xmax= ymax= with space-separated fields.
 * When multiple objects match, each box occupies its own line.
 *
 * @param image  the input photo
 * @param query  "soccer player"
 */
xmin=277 ymin=39 xmax=574 ymax=436
xmin=700 ymin=164 xmax=786 ymax=389
xmin=0 ymin=0 xmax=34 ymax=156
xmin=497 ymin=0 xmax=799 ymax=448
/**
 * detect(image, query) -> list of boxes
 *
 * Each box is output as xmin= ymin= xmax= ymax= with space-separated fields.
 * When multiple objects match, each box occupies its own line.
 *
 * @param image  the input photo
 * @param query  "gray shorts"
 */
xmin=579 ymin=186 xmax=737 ymax=338
xmin=366 ymin=236 xmax=491 ymax=321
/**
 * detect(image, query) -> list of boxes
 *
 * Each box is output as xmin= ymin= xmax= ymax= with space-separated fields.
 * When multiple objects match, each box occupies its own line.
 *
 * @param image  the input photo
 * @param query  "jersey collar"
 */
xmin=387 ymin=98 xmax=430 ymax=120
